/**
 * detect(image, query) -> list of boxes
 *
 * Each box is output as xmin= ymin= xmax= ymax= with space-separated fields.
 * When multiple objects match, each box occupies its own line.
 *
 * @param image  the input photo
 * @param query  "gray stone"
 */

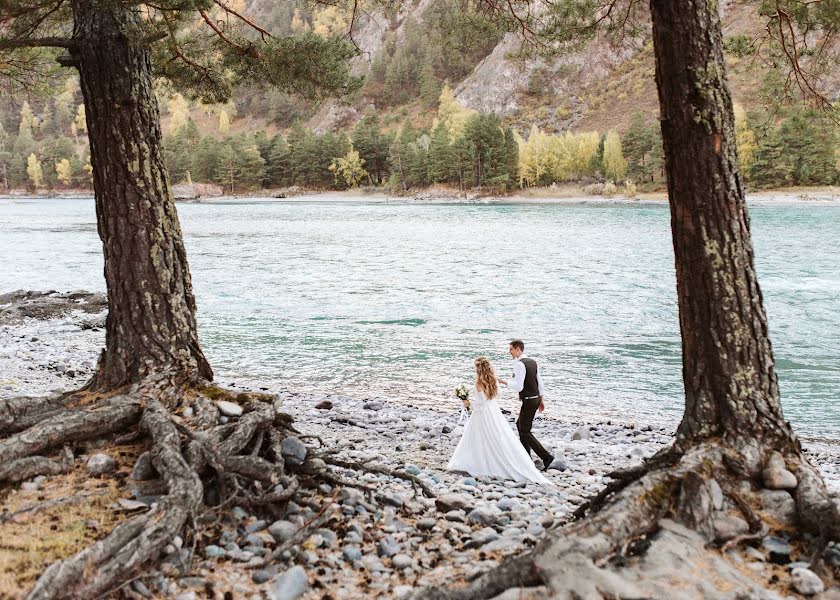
xmin=767 ymin=451 xmax=786 ymax=471
xmin=709 ymin=478 xmax=724 ymax=511
xmin=379 ymin=492 xmax=404 ymax=508
xmin=315 ymin=529 xmax=338 ymax=549
xmin=712 ymin=515 xmax=749 ymax=543
xmin=215 ymin=400 xmax=243 ymax=417
xmin=267 ymin=566 xmax=308 ymax=600
xmin=571 ymin=426 xmax=591 ymax=441
xmin=377 ymin=536 xmax=400 ymax=558
xmin=445 ymin=510 xmax=466 ymax=523
xmin=86 ymin=453 xmax=116 ymax=475
xmin=404 ymin=464 xmax=421 ymax=475
xmin=461 ymin=477 xmax=478 ymax=487
xmin=758 ymin=489 xmax=797 ymax=525
xmin=763 ymin=467 xmax=798 ymax=490
xmin=496 ymin=497 xmax=520 ymax=512
xmin=546 ymin=457 xmax=568 ymax=471
xmin=252 ymin=570 xmax=272 ymax=584
xmin=204 ymin=544 xmax=226 ymax=558
xmin=435 ymin=493 xmax=472 ymax=513
xmin=130 ymin=452 xmax=157 ymax=480
xmin=416 ymin=518 xmax=436 ymax=531
xmin=269 ymin=520 xmax=298 ymax=543
xmin=280 ymin=437 xmax=307 ymax=466
xmin=342 ymin=546 xmax=362 ymax=562
xmin=467 ymin=506 xmax=502 ymax=526
xmin=465 ymin=527 xmax=500 ymax=549
xmin=391 ymin=553 xmax=412 ymax=569
xmin=791 ymin=567 xmax=825 ymax=596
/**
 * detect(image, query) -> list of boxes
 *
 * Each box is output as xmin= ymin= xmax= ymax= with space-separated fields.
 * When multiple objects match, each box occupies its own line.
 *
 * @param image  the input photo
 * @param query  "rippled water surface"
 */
xmin=1 ymin=197 xmax=838 ymax=436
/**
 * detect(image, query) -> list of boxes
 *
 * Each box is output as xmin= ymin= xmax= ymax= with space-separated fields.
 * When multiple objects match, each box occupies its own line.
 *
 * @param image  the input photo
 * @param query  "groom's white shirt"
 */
xmin=507 ymin=354 xmax=545 ymax=396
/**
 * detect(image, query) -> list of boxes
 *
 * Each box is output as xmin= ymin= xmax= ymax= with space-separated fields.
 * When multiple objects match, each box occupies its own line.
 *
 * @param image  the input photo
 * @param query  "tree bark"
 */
xmin=649 ymin=0 xmax=796 ymax=459
xmin=70 ymin=1 xmax=212 ymax=391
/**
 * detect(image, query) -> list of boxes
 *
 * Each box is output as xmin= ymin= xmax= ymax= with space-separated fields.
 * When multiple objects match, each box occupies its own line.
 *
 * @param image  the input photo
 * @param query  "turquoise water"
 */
xmin=1 ymin=197 xmax=838 ymax=436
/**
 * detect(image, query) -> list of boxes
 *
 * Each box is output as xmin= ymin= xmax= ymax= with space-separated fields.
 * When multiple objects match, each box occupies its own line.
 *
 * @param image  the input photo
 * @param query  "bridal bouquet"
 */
xmin=455 ymin=384 xmax=470 ymax=410
xmin=455 ymin=384 xmax=470 ymax=424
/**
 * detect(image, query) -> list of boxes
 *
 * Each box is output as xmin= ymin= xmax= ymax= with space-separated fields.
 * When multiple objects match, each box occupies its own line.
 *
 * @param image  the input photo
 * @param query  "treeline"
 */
xmin=0 ymin=80 xmax=92 ymax=191
xmin=2 ymin=81 xmax=837 ymax=194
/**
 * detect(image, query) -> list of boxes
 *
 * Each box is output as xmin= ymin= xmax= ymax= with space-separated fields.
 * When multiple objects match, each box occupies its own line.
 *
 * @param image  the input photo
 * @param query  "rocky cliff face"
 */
xmin=454 ymin=33 xmax=639 ymax=119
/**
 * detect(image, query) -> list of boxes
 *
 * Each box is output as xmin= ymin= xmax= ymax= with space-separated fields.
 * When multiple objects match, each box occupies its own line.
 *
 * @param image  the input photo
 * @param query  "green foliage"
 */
xmin=749 ymin=123 xmax=793 ymax=188
xmin=363 ymin=3 xmax=504 ymax=109
xmin=779 ymin=109 xmax=838 ymax=185
xmin=622 ymin=110 xmax=664 ymax=183
xmin=351 ymin=114 xmax=393 ymax=185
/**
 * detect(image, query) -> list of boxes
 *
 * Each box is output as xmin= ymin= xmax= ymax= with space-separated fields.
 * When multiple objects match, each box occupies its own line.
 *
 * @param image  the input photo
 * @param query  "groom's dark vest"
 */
xmin=519 ymin=357 xmax=540 ymax=400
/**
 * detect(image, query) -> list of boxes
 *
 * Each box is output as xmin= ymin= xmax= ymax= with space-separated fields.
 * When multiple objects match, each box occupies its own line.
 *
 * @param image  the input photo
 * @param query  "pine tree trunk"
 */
xmin=649 ymin=0 xmax=795 ymax=455
xmin=71 ymin=2 xmax=212 ymax=391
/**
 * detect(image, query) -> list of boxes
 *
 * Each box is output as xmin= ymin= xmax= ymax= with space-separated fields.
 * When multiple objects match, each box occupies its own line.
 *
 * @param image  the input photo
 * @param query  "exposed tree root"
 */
xmin=0 ymin=377 xmax=442 ymax=599
xmin=411 ymin=440 xmax=840 ymax=599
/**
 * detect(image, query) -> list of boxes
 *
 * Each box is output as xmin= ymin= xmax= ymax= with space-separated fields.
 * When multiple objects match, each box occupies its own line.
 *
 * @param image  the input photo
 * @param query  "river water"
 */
xmin=1 ymin=196 xmax=838 ymax=436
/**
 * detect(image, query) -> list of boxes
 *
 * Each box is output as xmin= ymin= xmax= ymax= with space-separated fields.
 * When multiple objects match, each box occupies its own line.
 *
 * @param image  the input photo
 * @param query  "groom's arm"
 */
xmin=501 ymin=361 xmax=526 ymax=393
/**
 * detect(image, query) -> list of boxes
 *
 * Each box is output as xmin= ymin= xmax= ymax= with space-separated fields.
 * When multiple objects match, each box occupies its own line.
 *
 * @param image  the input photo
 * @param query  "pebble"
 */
xmin=280 ymin=437 xmax=307 ymax=466
xmin=791 ymin=567 xmax=825 ymax=595
xmin=86 ymin=453 xmax=116 ymax=475
xmin=571 ymin=426 xmax=591 ymax=440
xmin=252 ymin=570 xmax=272 ymax=584
xmin=391 ymin=553 xmax=412 ymax=569
xmin=269 ymin=520 xmax=298 ymax=543
xmin=267 ymin=566 xmax=308 ymax=600
xmin=377 ymin=536 xmax=400 ymax=557
xmin=342 ymin=546 xmax=362 ymax=562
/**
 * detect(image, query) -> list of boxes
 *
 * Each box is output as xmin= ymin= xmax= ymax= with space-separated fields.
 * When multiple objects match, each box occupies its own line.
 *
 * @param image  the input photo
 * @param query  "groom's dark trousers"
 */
xmin=517 ymin=395 xmax=551 ymax=464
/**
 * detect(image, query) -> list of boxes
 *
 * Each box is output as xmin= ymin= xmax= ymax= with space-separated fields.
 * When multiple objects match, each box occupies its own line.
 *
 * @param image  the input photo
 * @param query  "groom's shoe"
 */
xmin=542 ymin=455 xmax=555 ymax=471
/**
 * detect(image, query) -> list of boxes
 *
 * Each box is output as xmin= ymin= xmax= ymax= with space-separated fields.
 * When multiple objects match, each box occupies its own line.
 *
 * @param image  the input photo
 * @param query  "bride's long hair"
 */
xmin=474 ymin=356 xmax=498 ymax=399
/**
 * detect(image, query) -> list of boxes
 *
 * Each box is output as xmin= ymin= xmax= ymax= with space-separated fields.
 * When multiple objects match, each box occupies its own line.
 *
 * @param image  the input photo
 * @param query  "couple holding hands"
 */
xmin=448 ymin=340 xmax=559 ymax=484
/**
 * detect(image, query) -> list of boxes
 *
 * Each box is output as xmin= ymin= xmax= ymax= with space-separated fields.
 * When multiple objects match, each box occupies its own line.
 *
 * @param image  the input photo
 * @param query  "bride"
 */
xmin=448 ymin=356 xmax=550 ymax=484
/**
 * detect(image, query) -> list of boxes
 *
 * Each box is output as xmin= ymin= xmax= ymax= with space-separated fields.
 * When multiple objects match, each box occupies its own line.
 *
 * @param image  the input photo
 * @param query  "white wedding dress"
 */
xmin=448 ymin=387 xmax=550 ymax=484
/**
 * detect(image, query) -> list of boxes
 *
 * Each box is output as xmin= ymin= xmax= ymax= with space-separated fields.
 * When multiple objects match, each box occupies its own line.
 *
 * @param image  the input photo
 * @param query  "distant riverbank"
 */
xmin=1 ymin=185 xmax=837 ymax=206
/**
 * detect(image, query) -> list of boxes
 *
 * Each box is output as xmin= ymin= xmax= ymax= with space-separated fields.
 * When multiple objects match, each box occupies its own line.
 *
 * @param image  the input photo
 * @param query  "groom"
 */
xmin=498 ymin=340 xmax=555 ymax=471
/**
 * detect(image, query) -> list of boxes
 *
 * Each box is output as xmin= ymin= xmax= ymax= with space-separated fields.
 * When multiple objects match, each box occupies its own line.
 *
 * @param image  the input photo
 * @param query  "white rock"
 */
xmin=791 ymin=567 xmax=825 ymax=596
xmin=216 ymin=400 xmax=243 ymax=417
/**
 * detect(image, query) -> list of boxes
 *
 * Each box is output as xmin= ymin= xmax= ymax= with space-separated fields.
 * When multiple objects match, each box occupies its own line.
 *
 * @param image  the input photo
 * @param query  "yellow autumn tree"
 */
xmin=733 ymin=103 xmax=757 ymax=177
xmin=329 ymin=144 xmax=368 ymax=188
xmin=573 ymin=131 xmax=600 ymax=177
xmin=437 ymin=86 xmax=475 ymax=139
xmin=75 ymin=104 xmax=87 ymax=135
xmin=168 ymin=93 xmax=190 ymax=134
xmin=519 ymin=125 xmax=550 ymax=187
xmin=219 ymin=110 xmax=230 ymax=135
xmin=55 ymin=158 xmax=72 ymax=185
xmin=27 ymin=153 xmax=43 ymax=187
xmin=602 ymin=129 xmax=628 ymax=181
xmin=545 ymin=134 xmax=574 ymax=182
xmin=313 ymin=6 xmax=347 ymax=36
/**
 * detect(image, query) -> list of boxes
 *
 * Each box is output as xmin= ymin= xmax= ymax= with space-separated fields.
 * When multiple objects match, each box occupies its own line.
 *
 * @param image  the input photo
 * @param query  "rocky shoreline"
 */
xmin=4 ymin=291 xmax=840 ymax=599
